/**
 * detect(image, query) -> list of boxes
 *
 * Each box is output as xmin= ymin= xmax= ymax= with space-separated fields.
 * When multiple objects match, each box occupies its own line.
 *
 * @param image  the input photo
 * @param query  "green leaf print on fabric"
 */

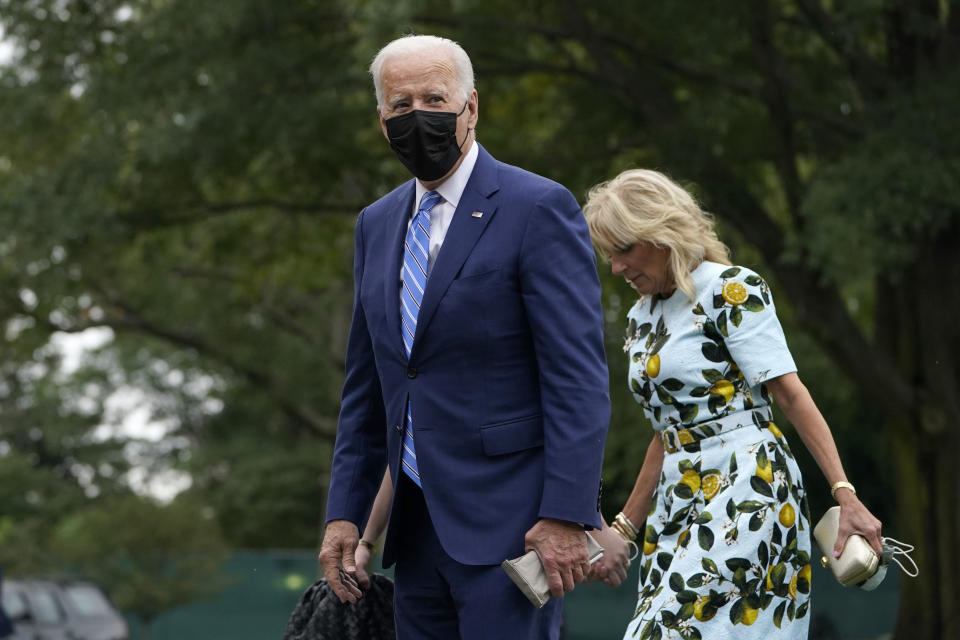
xmin=678 ymin=404 xmax=699 ymax=422
xmin=730 ymin=305 xmax=743 ymax=327
xmin=774 ymin=601 xmax=787 ymax=628
xmin=750 ymin=475 xmax=774 ymax=497
xmin=720 ymin=267 xmax=742 ymax=279
xmin=701 ymin=342 xmax=724 ymax=362
xmin=717 ymin=310 xmax=729 ymax=337
xmin=661 ymin=378 xmax=684 ymax=391
xmin=743 ymin=295 xmax=765 ymax=312
xmin=703 ymin=320 xmax=724 ymax=343
xmin=736 ymin=500 xmax=765 ymax=513
xmin=697 ymin=527 xmax=715 ymax=551
xmin=669 ymin=572 xmax=685 ymax=592
xmin=655 ymin=385 xmax=677 ymax=404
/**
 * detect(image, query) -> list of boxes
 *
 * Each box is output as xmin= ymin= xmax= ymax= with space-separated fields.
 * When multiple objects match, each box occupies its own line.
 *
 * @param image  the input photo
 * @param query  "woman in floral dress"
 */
xmin=582 ymin=169 xmax=883 ymax=639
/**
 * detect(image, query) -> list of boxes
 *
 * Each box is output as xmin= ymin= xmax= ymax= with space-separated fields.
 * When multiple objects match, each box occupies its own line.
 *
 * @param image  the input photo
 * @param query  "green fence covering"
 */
xmin=129 ymin=550 xmax=898 ymax=639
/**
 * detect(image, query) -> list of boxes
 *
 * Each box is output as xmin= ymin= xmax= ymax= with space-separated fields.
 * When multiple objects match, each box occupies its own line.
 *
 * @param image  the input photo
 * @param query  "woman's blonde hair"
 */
xmin=583 ymin=169 xmax=731 ymax=302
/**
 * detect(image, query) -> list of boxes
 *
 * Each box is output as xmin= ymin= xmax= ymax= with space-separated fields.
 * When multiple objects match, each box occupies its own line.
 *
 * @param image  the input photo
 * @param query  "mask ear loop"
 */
xmin=455 ymin=100 xmax=472 ymax=151
xmin=881 ymin=537 xmax=919 ymax=577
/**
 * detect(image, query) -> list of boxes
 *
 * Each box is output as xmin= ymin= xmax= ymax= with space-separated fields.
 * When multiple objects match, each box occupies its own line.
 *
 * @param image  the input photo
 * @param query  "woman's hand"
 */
xmin=354 ymin=541 xmax=373 ymax=589
xmin=587 ymin=524 xmax=632 ymax=588
xmin=834 ymin=490 xmax=883 ymax=556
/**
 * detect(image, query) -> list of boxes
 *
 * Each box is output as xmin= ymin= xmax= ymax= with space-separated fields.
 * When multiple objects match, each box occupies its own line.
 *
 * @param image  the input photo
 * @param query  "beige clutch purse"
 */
xmin=813 ymin=506 xmax=879 ymax=586
xmin=501 ymin=533 xmax=604 ymax=608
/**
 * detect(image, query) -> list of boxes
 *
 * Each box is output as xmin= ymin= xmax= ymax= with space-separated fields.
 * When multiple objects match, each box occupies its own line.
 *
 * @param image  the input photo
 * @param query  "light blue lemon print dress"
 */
xmin=622 ymin=261 xmax=812 ymax=640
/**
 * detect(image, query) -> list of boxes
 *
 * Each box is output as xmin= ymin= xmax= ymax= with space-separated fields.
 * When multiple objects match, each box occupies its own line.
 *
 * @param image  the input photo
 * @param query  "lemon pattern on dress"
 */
xmin=622 ymin=262 xmax=811 ymax=640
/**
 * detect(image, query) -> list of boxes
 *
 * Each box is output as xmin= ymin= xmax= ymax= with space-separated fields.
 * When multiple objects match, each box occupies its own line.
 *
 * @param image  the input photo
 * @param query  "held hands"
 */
xmin=353 ymin=540 xmax=373 ymax=589
xmin=586 ymin=524 xmax=631 ymax=588
xmin=318 ymin=520 xmax=364 ymax=603
xmin=353 ymin=540 xmax=373 ymax=591
xmin=833 ymin=490 xmax=883 ymax=556
xmin=524 ymin=518 xmax=591 ymax=598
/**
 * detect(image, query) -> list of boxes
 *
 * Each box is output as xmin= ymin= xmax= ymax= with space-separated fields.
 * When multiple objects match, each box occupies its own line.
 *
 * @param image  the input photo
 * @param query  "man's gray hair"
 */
xmin=369 ymin=35 xmax=475 ymax=108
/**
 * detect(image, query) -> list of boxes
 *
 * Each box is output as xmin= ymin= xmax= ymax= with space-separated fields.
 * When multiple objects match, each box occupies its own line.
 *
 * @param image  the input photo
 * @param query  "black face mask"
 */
xmin=385 ymin=102 xmax=469 ymax=181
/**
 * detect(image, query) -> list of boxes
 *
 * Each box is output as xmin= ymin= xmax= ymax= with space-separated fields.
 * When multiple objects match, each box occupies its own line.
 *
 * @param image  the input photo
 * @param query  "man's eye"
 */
xmin=614 ymin=244 xmax=634 ymax=253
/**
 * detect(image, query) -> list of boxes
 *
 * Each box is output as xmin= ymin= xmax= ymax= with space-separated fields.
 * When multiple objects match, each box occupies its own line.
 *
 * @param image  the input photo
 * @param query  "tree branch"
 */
xmin=748 ymin=0 xmax=805 ymax=219
xmin=43 ymin=300 xmax=337 ymax=440
xmin=120 ymin=198 xmax=364 ymax=232
xmin=417 ymin=12 xmax=865 ymax=140
xmin=793 ymin=0 xmax=889 ymax=98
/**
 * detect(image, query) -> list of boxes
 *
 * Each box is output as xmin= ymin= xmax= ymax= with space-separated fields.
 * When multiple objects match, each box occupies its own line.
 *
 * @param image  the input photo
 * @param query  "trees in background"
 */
xmin=0 ymin=1 xmax=956 ymax=637
xmin=51 ymin=495 xmax=228 ymax=640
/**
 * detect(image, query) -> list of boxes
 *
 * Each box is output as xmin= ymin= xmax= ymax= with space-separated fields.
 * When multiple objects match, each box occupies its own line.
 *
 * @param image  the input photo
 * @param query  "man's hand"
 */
xmin=524 ymin=518 xmax=590 ymax=598
xmin=318 ymin=520 xmax=364 ymax=603
xmin=586 ymin=525 xmax=631 ymax=588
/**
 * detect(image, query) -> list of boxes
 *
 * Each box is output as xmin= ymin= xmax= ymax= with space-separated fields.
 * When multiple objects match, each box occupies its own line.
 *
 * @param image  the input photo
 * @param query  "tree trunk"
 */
xmin=887 ymin=219 xmax=960 ymax=640
xmin=890 ymin=422 xmax=960 ymax=640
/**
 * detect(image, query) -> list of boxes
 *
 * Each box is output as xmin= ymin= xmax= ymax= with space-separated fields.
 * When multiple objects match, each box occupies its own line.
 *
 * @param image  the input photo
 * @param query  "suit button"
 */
xmin=394 ymin=424 xmax=402 ymax=432
xmin=407 ymin=367 xmax=417 ymax=378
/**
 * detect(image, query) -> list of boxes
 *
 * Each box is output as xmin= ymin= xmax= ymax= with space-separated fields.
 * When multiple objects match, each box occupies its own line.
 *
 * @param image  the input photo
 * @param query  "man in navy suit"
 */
xmin=319 ymin=34 xmax=610 ymax=639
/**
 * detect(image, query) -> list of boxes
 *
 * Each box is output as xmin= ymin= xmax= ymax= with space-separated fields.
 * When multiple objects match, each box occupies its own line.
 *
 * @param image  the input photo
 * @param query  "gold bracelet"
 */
xmin=610 ymin=524 xmax=633 ymax=542
xmin=610 ymin=520 xmax=637 ymax=542
xmin=614 ymin=512 xmax=639 ymax=538
xmin=830 ymin=481 xmax=856 ymax=500
xmin=358 ymin=538 xmax=377 ymax=552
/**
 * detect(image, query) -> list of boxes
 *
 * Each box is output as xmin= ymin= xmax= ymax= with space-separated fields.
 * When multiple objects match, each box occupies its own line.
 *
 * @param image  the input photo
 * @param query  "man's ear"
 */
xmin=378 ymin=107 xmax=389 ymax=141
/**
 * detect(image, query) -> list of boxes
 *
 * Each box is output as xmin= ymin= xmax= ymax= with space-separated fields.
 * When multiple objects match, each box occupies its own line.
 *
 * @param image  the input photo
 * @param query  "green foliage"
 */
xmin=49 ymin=494 xmax=229 ymax=626
xmin=802 ymin=73 xmax=960 ymax=284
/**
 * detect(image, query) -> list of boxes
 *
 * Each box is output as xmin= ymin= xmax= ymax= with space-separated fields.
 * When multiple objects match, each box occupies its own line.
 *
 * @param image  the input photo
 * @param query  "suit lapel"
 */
xmin=384 ymin=182 xmax=416 ymax=361
xmin=413 ymin=146 xmax=500 ymax=350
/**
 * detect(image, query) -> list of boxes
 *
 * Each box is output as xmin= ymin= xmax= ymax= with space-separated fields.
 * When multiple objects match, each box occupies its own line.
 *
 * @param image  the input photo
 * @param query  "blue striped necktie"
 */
xmin=400 ymin=190 xmax=442 ymax=487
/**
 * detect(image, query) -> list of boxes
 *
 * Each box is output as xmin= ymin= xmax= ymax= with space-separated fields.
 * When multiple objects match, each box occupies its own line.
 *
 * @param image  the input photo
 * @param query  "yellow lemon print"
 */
xmin=768 ymin=422 xmax=783 ymax=439
xmin=722 ymin=281 xmax=749 ymax=305
xmin=741 ymin=605 xmax=759 ymax=626
xmin=677 ymin=429 xmax=695 ymax=446
xmin=709 ymin=379 xmax=735 ymax=403
xmin=646 ymin=353 xmax=661 ymax=378
xmin=679 ymin=469 xmax=701 ymax=494
xmin=756 ymin=461 xmax=773 ymax=484
xmin=693 ymin=596 xmax=715 ymax=622
xmin=701 ymin=472 xmax=722 ymax=500
xmin=779 ymin=503 xmax=796 ymax=528
xmin=643 ymin=525 xmax=657 ymax=555
xmin=662 ymin=435 xmax=678 ymax=454
xmin=765 ymin=570 xmax=774 ymax=592
xmin=788 ymin=573 xmax=798 ymax=600
xmin=798 ymin=563 xmax=812 ymax=593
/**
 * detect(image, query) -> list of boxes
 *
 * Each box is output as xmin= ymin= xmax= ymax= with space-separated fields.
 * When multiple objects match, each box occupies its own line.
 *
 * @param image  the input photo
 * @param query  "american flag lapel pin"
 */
xmin=471 ymin=211 xmax=483 ymax=218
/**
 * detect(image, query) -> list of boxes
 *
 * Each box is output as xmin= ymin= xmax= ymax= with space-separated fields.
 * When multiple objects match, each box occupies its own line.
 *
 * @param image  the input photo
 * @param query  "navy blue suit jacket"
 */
xmin=325 ymin=145 xmax=610 ymax=566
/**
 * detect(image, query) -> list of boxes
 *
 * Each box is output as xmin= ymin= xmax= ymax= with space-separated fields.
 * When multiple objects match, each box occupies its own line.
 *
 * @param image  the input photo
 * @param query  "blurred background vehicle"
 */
xmin=1 ymin=579 xmax=128 ymax=640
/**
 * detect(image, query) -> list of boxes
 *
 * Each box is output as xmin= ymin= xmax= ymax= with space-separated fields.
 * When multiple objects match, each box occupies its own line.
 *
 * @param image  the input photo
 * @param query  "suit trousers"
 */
xmin=391 ymin=474 xmax=562 ymax=640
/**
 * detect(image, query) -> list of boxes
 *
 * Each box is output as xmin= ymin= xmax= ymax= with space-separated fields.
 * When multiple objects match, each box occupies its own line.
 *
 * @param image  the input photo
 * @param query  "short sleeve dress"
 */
xmin=621 ymin=261 xmax=812 ymax=640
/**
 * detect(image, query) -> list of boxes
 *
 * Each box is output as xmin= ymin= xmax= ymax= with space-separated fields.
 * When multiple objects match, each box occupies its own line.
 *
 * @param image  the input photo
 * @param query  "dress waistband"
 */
xmin=660 ymin=407 xmax=774 ymax=454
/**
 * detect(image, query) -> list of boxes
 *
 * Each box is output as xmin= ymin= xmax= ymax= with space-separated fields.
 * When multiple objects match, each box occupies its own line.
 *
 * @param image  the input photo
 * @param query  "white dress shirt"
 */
xmin=411 ymin=140 xmax=480 ymax=273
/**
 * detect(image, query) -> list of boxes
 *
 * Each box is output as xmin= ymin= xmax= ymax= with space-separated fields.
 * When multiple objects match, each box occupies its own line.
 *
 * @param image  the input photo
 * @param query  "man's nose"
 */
xmin=611 ymin=259 xmax=625 ymax=275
